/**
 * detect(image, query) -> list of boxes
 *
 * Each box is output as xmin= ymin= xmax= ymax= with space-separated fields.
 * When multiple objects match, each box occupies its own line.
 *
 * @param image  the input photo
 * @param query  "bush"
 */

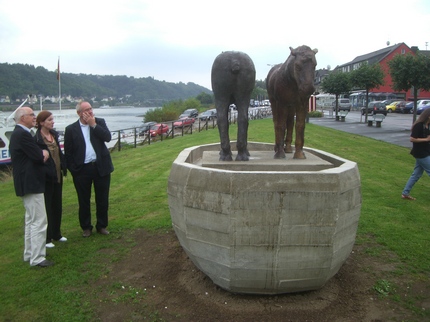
xmin=144 ymin=98 xmax=202 ymax=122
xmin=308 ymin=111 xmax=323 ymax=118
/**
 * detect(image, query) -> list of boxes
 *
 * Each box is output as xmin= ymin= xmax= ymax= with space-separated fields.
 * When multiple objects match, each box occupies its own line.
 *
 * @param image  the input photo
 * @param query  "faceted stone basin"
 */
xmin=167 ymin=142 xmax=361 ymax=294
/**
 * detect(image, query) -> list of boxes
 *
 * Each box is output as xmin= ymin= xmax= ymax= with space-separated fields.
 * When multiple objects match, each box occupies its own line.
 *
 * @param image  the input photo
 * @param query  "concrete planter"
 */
xmin=168 ymin=142 xmax=361 ymax=294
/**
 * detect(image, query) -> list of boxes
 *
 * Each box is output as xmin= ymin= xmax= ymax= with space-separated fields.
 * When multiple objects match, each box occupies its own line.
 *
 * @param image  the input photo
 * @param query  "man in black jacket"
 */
xmin=64 ymin=101 xmax=114 ymax=237
xmin=9 ymin=107 xmax=53 ymax=267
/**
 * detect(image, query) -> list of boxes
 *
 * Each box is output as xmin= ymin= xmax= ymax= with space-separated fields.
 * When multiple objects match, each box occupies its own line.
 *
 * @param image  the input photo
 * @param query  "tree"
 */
xmin=349 ymin=63 xmax=385 ymax=122
xmin=196 ymin=92 xmax=213 ymax=105
xmin=253 ymin=79 xmax=268 ymax=102
xmin=320 ymin=71 xmax=351 ymax=119
xmin=388 ymin=53 xmax=430 ymax=123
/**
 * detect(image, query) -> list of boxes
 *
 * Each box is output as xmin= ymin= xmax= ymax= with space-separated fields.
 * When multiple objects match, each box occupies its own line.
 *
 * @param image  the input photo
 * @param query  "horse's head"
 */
xmin=289 ymin=46 xmax=318 ymax=96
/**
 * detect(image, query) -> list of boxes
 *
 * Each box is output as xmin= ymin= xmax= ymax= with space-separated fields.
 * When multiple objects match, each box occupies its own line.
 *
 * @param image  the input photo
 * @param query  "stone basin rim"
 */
xmin=174 ymin=141 xmax=356 ymax=174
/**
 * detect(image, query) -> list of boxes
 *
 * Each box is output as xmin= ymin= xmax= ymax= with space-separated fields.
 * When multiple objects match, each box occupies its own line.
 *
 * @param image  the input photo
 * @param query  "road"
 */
xmin=308 ymin=110 xmax=414 ymax=148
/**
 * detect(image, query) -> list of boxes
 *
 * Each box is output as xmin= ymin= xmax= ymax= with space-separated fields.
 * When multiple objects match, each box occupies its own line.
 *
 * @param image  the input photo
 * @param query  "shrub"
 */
xmin=144 ymin=98 xmax=202 ymax=122
xmin=308 ymin=111 xmax=323 ymax=118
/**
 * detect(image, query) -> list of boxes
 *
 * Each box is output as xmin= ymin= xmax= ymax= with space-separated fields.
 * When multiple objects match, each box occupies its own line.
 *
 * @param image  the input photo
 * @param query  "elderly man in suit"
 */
xmin=64 ymin=101 xmax=114 ymax=237
xmin=9 ymin=106 xmax=53 ymax=267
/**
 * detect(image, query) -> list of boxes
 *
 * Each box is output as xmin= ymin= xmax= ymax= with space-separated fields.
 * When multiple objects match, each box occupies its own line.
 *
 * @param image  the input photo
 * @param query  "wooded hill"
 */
xmin=0 ymin=63 xmax=212 ymax=106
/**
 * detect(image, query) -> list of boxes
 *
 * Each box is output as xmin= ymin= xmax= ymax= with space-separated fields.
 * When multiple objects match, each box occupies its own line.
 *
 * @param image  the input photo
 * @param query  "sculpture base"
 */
xmin=168 ymin=142 xmax=361 ymax=294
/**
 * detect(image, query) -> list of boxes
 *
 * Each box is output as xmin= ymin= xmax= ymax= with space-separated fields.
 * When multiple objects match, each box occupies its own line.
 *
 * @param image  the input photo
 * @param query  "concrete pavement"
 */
xmin=308 ymin=110 xmax=414 ymax=149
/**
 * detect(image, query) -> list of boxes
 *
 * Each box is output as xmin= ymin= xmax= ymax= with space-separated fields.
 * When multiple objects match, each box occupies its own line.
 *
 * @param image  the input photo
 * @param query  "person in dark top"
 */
xmin=64 ymin=101 xmax=114 ymax=237
xmin=9 ymin=106 xmax=53 ymax=267
xmin=401 ymin=108 xmax=430 ymax=200
xmin=35 ymin=111 xmax=67 ymax=248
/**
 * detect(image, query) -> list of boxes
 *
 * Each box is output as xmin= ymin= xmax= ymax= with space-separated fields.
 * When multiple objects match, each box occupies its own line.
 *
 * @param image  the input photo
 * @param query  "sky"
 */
xmin=1 ymin=0 xmax=429 ymax=90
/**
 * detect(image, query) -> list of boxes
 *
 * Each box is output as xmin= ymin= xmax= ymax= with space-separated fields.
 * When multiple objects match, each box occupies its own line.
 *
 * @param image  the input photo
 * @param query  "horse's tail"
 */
xmin=231 ymin=59 xmax=241 ymax=74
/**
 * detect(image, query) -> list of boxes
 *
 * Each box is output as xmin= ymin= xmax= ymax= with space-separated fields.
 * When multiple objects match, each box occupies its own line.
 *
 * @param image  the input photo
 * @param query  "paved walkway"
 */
xmin=308 ymin=111 xmax=413 ymax=149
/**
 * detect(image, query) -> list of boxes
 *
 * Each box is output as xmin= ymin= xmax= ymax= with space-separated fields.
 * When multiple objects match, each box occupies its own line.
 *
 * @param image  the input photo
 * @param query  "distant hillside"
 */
xmin=0 ymin=63 xmax=212 ymax=106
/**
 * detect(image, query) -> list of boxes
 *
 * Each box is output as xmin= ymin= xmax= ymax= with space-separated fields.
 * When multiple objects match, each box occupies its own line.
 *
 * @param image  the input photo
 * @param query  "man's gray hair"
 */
xmin=76 ymin=101 xmax=83 ymax=112
xmin=14 ymin=107 xmax=27 ymax=121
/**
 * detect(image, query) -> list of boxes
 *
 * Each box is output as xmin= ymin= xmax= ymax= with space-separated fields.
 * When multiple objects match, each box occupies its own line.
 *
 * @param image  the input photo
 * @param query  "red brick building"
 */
xmin=333 ymin=43 xmax=430 ymax=108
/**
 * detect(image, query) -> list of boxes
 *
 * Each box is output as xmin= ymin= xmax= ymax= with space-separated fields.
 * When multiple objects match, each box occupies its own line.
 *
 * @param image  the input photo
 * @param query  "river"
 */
xmin=5 ymin=106 xmax=158 ymax=132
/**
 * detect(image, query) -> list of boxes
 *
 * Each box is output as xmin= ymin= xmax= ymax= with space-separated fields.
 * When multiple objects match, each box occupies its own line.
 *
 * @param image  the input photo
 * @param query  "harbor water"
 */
xmin=5 ymin=106 xmax=158 ymax=132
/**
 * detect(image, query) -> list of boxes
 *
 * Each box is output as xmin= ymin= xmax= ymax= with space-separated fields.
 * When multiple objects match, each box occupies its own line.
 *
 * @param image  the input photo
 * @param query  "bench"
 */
xmin=367 ymin=114 xmax=385 ymax=127
xmin=338 ymin=111 xmax=348 ymax=122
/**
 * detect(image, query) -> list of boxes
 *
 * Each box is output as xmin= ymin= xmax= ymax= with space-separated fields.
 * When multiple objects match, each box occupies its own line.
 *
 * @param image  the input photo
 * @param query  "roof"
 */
xmin=335 ymin=43 xmax=407 ymax=70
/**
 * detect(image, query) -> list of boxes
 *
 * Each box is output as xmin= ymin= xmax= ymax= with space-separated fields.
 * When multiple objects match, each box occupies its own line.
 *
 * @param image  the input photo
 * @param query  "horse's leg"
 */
xmin=284 ymin=108 xmax=294 ymax=154
xmin=215 ymin=98 xmax=233 ymax=161
xmin=293 ymin=104 xmax=307 ymax=159
xmin=235 ymin=99 xmax=249 ymax=161
xmin=272 ymin=102 xmax=287 ymax=159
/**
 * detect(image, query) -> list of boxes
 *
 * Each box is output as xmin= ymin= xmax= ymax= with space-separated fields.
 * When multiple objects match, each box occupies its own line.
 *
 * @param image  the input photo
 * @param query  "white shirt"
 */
xmin=79 ymin=121 xmax=97 ymax=163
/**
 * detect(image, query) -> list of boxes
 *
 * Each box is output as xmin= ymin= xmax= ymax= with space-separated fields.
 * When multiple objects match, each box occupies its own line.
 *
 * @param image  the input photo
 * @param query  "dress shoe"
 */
xmin=58 ymin=236 xmax=67 ymax=242
xmin=82 ymin=229 xmax=92 ymax=237
xmin=46 ymin=242 xmax=55 ymax=248
xmin=97 ymin=228 xmax=110 ymax=235
xmin=36 ymin=260 xmax=55 ymax=267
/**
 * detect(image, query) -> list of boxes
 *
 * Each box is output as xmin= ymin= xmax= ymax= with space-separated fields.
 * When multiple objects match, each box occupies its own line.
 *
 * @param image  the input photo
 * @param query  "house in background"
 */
xmin=314 ymin=68 xmax=331 ymax=94
xmin=331 ymin=43 xmax=430 ymax=108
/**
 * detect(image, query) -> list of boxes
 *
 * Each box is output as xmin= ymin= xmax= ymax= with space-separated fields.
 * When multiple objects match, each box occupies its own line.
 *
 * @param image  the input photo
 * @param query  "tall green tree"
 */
xmin=388 ymin=53 xmax=430 ymax=123
xmin=349 ymin=63 xmax=385 ymax=122
xmin=320 ymin=71 xmax=351 ymax=119
xmin=196 ymin=92 xmax=213 ymax=105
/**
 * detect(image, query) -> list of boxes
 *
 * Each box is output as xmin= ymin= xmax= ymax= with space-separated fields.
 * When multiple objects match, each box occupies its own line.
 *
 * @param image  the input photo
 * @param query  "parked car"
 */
xmin=138 ymin=121 xmax=156 ymax=135
xmin=385 ymin=102 xmax=398 ymax=113
xmin=417 ymin=100 xmax=430 ymax=115
xmin=173 ymin=117 xmax=195 ymax=128
xmin=360 ymin=101 xmax=388 ymax=116
xmin=393 ymin=101 xmax=411 ymax=114
xmin=403 ymin=101 xmax=415 ymax=113
xmin=385 ymin=101 xmax=401 ymax=113
xmin=179 ymin=108 xmax=199 ymax=118
xmin=149 ymin=123 xmax=169 ymax=137
xmin=332 ymin=98 xmax=351 ymax=112
xmin=199 ymin=109 xmax=217 ymax=121
xmin=380 ymin=99 xmax=398 ymax=107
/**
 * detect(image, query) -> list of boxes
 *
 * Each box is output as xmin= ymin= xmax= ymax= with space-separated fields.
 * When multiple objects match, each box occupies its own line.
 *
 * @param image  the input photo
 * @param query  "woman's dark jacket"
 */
xmin=35 ymin=129 xmax=67 ymax=182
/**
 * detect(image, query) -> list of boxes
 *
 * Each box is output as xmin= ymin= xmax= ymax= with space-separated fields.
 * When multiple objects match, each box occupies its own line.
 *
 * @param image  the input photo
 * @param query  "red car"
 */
xmin=173 ymin=117 xmax=195 ymax=128
xmin=149 ymin=123 xmax=169 ymax=137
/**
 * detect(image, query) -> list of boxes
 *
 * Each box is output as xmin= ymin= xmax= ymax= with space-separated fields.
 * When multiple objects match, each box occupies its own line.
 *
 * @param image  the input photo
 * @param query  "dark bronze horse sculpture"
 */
xmin=211 ymin=51 xmax=256 ymax=161
xmin=266 ymin=45 xmax=318 ymax=159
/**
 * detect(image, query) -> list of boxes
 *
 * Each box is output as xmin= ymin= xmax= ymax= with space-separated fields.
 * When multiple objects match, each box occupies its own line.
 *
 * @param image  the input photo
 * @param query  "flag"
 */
xmin=56 ymin=58 xmax=60 ymax=81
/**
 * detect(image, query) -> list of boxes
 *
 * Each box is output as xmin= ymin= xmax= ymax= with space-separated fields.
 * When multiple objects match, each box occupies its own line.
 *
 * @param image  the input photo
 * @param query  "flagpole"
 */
xmin=57 ymin=57 xmax=61 ymax=111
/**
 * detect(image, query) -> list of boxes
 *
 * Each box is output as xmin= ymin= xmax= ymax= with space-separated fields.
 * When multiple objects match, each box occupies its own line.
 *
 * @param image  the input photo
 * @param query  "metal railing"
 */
xmin=109 ymin=107 xmax=272 ymax=152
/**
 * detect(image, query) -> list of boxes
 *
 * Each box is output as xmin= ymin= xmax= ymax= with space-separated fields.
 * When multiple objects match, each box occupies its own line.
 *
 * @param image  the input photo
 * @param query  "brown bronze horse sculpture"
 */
xmin=211 ymin=51 xmax=256 ymax=161
xmin=266 ymin=45 xmax=318 ymax=159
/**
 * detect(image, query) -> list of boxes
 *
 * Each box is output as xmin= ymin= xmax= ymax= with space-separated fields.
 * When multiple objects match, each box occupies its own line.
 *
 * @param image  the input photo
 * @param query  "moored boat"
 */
xmin=0 ymin=113 xmax=14 ymax=164
xmin=0 ymin=98 xmax=32 ymax=164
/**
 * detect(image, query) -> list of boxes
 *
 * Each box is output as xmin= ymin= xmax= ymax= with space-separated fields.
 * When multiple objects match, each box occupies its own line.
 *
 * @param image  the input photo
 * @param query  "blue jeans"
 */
xmin=402 ymin=156 xmax=430 ymax=196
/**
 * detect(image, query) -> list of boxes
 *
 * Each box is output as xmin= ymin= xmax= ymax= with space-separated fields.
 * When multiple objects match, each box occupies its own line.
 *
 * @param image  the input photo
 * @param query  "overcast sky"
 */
xmin=1 ymin=0 xmax=429 ymax=90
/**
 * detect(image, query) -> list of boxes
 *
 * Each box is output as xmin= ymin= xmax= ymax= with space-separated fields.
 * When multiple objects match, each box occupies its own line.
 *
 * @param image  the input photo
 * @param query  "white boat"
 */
xmin=0 ymin=99 xmax=30 ymax=165
xmin=0 ymin=112 xmax=14 ymax=164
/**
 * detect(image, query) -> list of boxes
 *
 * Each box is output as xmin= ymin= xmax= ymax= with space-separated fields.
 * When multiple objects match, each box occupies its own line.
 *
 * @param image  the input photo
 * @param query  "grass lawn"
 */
xmin=0 ymin=118 xmax=429 ymax=320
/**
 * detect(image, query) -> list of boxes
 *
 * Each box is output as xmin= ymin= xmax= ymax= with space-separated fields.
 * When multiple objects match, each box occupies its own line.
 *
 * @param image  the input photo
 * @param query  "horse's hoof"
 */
xmin=235 ymin=153 xmax=249 ymax=161
xmin=293 ymin=152 xmax=306 ymax=159
xmin=219 ymin=154 xmax=233 ymax=161
xmin=284 ymin=146 xmax=293 ymax=153
xmin=274 ymin=151 xmax=286 ymax=159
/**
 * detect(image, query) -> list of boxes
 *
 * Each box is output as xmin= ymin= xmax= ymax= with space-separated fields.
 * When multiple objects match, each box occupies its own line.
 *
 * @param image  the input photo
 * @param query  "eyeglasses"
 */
xmin=24 ymin=113 xmax=36 ymax=117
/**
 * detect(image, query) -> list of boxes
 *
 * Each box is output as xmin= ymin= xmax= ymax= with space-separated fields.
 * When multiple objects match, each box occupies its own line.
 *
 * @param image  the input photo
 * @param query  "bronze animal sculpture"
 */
xmin=266 ymin=45 xmax=318 ymax=159
xmin=211 ymin=51 xmax=256 ymax=161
